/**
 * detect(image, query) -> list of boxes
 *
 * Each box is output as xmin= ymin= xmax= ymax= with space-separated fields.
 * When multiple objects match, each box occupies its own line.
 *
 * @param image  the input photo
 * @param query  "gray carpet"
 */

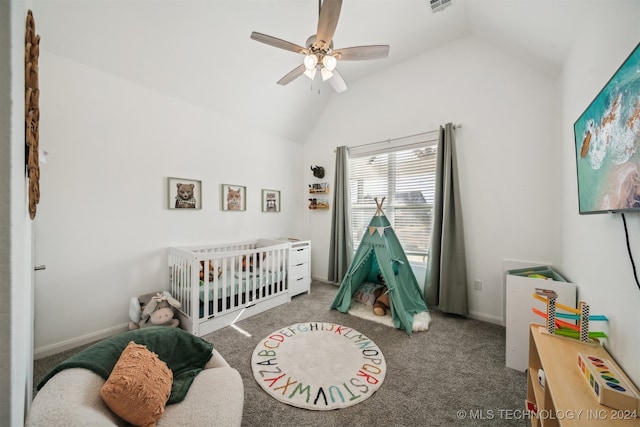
xmin=34 ymin=280 xmax=528 ymax=426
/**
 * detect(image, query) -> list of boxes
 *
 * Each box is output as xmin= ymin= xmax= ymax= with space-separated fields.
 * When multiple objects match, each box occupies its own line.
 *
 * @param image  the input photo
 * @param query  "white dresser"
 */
xmin=288 ymin=240 xmax=311 ymax=297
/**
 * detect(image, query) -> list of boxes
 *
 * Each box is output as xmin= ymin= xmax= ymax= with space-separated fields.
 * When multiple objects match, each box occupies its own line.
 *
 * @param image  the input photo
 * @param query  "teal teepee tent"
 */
xmin=331 ymin=198 xmax=428 ymax=335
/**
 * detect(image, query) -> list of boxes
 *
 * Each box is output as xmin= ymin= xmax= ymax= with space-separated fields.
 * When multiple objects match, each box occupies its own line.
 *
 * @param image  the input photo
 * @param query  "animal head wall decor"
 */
xmin=311 ymin=165 xmax=325 ymax=178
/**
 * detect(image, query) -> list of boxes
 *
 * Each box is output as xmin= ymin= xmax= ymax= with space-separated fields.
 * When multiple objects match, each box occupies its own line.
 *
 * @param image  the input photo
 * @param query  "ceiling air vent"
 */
xmin=430 ymin=0 xmax=452 ymax=13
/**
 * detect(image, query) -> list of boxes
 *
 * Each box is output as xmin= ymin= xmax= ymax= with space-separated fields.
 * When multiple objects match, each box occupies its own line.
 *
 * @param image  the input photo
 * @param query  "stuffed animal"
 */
xmin=373 ymin=286 xmax=390 ymax=316
xmin=128 ymin=291 xmax=181 ymax=330
xmin=200 ymin=261 xmax=222 ymax=281
xmin=241 ymin=253 xmax=264 ymax=272
xmin=373 ymin=273 xmax=390 ymax=316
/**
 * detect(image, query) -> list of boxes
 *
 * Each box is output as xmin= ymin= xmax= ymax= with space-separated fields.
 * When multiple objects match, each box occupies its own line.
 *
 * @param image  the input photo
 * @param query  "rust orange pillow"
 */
xmin=100 ymin=341 xmax=172 ymax=427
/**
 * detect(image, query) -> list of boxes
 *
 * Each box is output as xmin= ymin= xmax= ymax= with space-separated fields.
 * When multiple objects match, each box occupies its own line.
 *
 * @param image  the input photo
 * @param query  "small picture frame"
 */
xmin=168 ymin=177 xmax=201 ymax=210
xmin=222 ymin=184 xmax=246 ymax=211
xmin=262 ymin=189 xmax=281 ymax=212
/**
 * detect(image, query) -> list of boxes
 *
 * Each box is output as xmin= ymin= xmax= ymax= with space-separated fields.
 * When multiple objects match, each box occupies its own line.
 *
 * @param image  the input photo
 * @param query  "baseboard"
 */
xmin=467 ymin=310 xmax=503 ymax=326
xmin=34 ymin=323 xmax=129 ymax=360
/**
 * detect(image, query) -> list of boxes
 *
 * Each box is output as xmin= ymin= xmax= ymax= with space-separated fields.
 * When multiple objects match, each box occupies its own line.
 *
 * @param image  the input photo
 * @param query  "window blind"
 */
xmin=348 ymin=141 xmax=438 ymax=262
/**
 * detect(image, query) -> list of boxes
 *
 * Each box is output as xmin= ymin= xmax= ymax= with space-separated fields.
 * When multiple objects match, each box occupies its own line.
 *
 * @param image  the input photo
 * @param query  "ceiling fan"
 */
xmin=250 ymin=0 xmax=389 ymax=93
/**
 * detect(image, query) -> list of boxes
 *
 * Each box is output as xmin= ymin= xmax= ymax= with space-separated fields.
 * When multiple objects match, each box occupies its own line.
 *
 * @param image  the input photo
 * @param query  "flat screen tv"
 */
xmin=574 ymin=42 xmax=640 ymax=214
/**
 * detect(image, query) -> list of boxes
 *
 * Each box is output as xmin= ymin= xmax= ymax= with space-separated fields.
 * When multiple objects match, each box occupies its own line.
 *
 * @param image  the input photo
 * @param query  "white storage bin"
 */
xmin=505 ymin=266 xmax=576 ymax=372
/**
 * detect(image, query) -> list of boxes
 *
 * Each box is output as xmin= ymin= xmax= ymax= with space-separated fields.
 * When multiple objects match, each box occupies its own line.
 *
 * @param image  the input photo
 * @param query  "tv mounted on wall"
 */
xmin=573 ymin=42 xmax=640 ymax=214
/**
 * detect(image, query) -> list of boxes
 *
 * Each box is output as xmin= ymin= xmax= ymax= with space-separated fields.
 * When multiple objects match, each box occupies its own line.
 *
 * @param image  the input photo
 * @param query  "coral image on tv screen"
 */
xmin=574 ymin=42 xmax=640 ymax=214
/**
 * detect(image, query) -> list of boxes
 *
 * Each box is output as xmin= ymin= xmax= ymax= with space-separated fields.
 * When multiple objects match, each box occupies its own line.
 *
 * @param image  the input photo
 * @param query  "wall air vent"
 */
xmin=430 ymin=0 xmax=452 ymax=13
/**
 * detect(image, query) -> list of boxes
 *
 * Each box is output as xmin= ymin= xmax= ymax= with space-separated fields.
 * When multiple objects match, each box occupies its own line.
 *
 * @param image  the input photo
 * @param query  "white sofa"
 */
xmin=26 ymin=348 xmax=244 ymax=427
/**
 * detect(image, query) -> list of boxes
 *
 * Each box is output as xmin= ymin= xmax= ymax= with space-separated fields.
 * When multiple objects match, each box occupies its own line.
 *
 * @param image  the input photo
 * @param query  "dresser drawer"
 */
xmin=289 ymin=262 xmax=308 ymax=280
xmin=290 ymin=247 xmax=310 ymax=265
xmin=289 ymin=275 xmax=310 ymax=297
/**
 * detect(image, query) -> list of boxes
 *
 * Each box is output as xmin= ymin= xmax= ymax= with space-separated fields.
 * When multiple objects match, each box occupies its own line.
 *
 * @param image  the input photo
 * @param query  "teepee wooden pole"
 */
xmin=374 ymin=197 xmax=385 ymax=216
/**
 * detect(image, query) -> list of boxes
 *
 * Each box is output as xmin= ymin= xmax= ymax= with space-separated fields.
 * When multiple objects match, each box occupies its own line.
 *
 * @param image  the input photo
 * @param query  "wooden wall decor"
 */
xmin=25 ymin=9 xmax=41 ymax=220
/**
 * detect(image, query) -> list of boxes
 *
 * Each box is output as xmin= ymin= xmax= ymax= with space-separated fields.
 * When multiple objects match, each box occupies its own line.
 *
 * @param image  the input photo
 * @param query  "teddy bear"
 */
xmin=200 ymin=261 xmax=222 ymax=282
xmin=373 ymin=286 xmax=390 ymax=316
xmin=128 ymin=291 xmax=181 ymax=330
xmin=372 ymin=273 xmax=390 ymax=316
xmin=175 ymin=183 xmax=196 ymax=208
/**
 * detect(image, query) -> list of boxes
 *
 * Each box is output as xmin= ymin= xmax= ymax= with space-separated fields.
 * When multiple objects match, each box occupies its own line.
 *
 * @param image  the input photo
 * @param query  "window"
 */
xmin=348 ymin=141 xmax=438 ymax=264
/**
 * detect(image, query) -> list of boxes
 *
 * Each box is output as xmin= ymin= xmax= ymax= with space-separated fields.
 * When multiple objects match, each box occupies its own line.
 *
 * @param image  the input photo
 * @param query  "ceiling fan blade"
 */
xmin=316 ymin=0 xmax=342 ymax=50
xmin=250 ymin=32 xmax=307 ymax=55
xmin=277 ymin=64 xmax=306 ymax=85
xmin=328 ymin=68 xmax=347 ymax=93
xmin=333 ymin=45 xmax=390 ymax=61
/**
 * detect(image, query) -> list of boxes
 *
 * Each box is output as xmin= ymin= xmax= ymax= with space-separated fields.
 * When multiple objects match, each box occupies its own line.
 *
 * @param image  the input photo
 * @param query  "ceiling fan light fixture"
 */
xmin=322 ymin=55 xmax=337 ymax=71
xmin=303 ymin=54 xmax=318 ymax=70
xmin=321 ymin=67 xmax=334 ymax=81
xmin=250 ymin=0 xmax=388 ymax=93
xmin=304 ymin=67 xmax=317 ymax=80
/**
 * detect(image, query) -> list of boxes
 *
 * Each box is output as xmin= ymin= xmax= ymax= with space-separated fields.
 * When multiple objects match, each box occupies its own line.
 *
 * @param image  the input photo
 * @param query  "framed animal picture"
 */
xmin=222 ymin=184 xmax=246 ymax=211
xmin=262 ymin=189 xmax=280 ymax=212
xmin=168 ymin=177 xmax=202 ymax=210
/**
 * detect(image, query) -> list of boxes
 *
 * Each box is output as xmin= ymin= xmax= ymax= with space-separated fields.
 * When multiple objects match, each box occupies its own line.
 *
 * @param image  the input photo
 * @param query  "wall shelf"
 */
xmin=309 ymin=182 xmax=329 ymax=194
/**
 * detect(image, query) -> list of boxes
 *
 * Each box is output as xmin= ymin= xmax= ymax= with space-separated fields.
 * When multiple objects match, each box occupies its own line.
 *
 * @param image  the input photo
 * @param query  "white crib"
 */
xmin=169 ymin=239 xmax=291 ymax=336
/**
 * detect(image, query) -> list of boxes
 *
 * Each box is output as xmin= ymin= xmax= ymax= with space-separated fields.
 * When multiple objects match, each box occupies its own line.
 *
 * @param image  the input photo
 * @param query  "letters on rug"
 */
xmin=251 ymin=322 xmax=386 ymax=410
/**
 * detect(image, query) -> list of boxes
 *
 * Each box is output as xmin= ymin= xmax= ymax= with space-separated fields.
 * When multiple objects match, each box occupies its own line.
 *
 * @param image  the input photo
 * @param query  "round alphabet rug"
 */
xmin=251 ymin=322 xmax=386 ymax=410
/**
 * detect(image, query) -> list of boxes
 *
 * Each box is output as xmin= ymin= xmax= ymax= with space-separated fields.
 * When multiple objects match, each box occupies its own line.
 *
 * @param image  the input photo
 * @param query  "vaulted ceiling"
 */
xmin=33 ymin=0 xmax=595 ymax=142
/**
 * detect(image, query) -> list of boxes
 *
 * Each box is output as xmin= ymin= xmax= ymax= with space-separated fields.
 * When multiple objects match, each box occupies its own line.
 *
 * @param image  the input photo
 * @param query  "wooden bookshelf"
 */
xmin=527 ymin=324 xmax=639 ymax=426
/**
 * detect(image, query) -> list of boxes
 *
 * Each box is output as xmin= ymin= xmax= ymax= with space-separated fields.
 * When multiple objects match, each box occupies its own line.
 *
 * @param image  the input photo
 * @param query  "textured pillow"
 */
xmin=100 ymin=341 xmax=173 ymax=427
xmin=352 ymin=282 xmax=384 ymax=306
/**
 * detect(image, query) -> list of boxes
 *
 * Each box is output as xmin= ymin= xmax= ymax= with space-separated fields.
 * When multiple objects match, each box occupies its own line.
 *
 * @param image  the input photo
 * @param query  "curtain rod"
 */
xmin=346 ymin=123 xmax=462 ymax=151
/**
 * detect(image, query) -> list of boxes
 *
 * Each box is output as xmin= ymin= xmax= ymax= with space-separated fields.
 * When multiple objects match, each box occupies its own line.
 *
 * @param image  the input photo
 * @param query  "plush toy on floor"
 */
xmin=128 ymin=291 xmax=181 ymax=330
xmin=373 ymin=287 xmax=390 ymax=316
xmin=373 ymin=274 xmax=390 ymax=316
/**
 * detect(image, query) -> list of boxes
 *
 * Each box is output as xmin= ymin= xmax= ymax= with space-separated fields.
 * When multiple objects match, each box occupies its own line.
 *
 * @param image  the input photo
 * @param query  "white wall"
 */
xmin=559 ymin=2 xmax=640 ymax=386
xmin=304 ymin=36 xmax=560 ymax=325
xmin=34 ymin=52 xmax=304 ymax=356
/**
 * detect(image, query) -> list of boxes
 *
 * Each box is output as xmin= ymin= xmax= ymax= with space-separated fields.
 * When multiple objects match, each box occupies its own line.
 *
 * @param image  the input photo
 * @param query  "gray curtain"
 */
xmin=328 ymin=146 xmax=353 ymax=283
xmin=424 ymin=123 xmax=468 ymax=315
